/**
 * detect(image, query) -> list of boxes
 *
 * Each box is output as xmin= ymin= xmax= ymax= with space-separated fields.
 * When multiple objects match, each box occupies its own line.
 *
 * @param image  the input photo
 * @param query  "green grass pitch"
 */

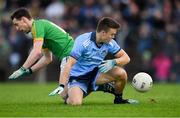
xmin=0 ymin=82 xmax=180 ymax=117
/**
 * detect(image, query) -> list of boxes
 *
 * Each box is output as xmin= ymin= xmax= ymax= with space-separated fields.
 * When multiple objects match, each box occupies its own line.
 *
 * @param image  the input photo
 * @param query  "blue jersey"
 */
xmin=70 ymin=32 xmax=121 ymax=77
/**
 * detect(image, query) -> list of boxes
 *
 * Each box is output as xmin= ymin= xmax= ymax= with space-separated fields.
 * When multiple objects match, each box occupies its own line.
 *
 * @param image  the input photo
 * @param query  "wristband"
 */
xmin=59 ymin=84 xmax=65 ymax=88
xmin=29 ymin=68 xmax=33 ymax=74
xmin=21 ymin=66 xmax=26 ymax=71
xmin=21 ymin=66 xmax=33 ymax=74
xmin=112 ymin=59 xmax=117 ymax=66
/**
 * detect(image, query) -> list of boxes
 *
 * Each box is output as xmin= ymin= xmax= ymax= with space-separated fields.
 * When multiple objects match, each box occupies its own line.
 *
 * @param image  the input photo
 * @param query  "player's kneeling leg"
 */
xmin=112 ymin=67 xmax=138 ymax=104
xmin=66 ymin=86 xmax=83 ymax=105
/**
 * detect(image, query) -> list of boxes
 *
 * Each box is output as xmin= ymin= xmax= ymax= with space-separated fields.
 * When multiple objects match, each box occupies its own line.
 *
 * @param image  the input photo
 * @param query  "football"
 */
xmin=132 ymin=72 xmax=153 ymax=92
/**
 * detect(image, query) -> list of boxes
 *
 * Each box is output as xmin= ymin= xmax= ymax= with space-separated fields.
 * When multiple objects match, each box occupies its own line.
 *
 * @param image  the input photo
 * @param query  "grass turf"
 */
xmin=0 ymin=82 xmax=180 ymax=117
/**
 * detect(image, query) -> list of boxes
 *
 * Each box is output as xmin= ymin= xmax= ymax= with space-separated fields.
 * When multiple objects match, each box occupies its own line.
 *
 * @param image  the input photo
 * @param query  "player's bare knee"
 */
xmin=67 ymin=96 xmax=82 ymax=105
xmin=68 ymin=98 xmax=82 ymax=105
xmin=116 ymin=69 xmax=127 ymax=81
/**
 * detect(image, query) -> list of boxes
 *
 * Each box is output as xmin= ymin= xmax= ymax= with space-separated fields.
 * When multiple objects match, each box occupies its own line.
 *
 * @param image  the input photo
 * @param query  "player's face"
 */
xmin=12 ymin=17 xmax=30 ymax=33
xmin=102 ymin=28 xmax=117 ymax=43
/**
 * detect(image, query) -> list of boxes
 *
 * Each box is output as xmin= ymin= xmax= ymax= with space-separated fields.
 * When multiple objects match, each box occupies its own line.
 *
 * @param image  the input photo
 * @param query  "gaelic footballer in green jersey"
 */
xmin=9 ymin=7 xmax=74 ymax=80
xmin=32 ymin=19 xmax=74 ymax=60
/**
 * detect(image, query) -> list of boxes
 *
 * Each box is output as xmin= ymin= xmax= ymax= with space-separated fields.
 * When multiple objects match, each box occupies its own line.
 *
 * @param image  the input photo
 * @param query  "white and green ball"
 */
xmin=132 ymin=72 xmax=153 ymax=92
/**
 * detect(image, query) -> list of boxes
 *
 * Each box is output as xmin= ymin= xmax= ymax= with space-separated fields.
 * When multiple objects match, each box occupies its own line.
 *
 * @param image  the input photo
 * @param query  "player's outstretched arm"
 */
xmin=9 ymin=39 xmax=43 ymax=80
xmin=30 ymin=49 xmax=52 ymax=72
xmin=22 ymin=40 xmax=44 ymax=69
xmin=49 ymin=56 xmax=77 ymax=96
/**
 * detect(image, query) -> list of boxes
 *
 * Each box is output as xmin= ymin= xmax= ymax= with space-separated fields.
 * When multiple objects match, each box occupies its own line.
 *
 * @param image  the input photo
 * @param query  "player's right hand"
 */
xmin=49 ymin=84 xmax=64 ymax=96
xmin=8 ymin=67 xmax=32 ymax=79
xmin=98 ymin=59 xmax=116 ymax=73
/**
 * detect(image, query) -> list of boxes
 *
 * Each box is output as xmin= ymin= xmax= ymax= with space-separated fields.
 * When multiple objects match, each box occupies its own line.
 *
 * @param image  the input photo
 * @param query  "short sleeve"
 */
xmin=32 ymin=21 xmax=45 ymax=41
xmin=108 ymin=39 xmax=121 ymax=55
xmin=70 ymin=36 xmax=85 ymax=59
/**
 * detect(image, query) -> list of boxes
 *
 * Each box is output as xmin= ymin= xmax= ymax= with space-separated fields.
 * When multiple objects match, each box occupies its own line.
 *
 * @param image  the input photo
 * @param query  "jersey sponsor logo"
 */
xmin=93 ymin=48 xmax=108 ymax=57
xmin=83 ymin=48 xmax=108 ymax=61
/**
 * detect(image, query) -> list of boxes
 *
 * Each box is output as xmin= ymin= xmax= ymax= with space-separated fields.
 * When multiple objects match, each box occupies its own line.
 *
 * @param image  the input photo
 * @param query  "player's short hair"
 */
xmin=97 ymin=17 xmax=120 ymax=32
xmin=11 ymin=7 xmax=32 ymax=20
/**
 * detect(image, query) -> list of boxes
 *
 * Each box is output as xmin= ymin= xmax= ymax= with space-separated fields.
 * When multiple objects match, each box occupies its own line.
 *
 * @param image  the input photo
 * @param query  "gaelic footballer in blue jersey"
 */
xmin=50 ymin=17 xmax=138 ymax=105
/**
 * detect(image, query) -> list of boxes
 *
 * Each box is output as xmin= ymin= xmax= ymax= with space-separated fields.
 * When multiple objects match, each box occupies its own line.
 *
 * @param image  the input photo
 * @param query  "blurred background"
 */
xmin=0 ymin=0 xmax=179 ymax=83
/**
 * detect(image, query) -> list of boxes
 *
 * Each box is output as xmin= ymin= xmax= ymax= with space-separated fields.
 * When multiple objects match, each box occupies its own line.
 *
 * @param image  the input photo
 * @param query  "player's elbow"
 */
xmin=126 ymin=56 xmax=130 ymax=64
xmin=47 ymin=56 xmax=53 ymax=64
xmin=49 ymin=56 xmax=53 ymax=63
xmin=122 ymin=54 xmax=130 ymax=64
xmin=45 ymin=55 xmax=52 ymax=64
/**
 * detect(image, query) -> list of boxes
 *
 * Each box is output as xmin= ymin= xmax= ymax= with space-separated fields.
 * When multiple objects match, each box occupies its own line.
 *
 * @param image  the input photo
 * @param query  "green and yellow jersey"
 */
xmin=31 ymin=19 xmax=74 ymax=60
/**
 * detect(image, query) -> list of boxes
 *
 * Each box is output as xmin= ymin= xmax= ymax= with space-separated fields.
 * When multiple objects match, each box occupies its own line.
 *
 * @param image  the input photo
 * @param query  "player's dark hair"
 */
xmin=11 ymin=7 xmax=32 ymax=20
xmin=96 ymin=17 xmax=120 ymax=32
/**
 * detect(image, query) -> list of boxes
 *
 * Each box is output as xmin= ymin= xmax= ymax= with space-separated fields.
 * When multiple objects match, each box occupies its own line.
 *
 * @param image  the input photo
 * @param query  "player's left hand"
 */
xmin=8 ymin=67 xmax=32 ymax=79
xmin=49 ymin=84 xmax=64 ymax=96
xmin=98 ymin=59 xmax=116 ymax=73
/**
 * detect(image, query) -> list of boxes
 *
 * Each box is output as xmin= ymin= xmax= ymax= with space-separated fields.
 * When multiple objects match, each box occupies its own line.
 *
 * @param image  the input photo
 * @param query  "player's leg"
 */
xmin=96 ymin=66 xmax=138 ymax=104
xmin=96 ymin=82 xmax=115 ymax=94
xmin=96 ymin=66 xmax=127 ymax=94
xmin=66 ymin=86 xmax=84 ymax=105
xmin=66 ymin=75 xmax=90 ymax=105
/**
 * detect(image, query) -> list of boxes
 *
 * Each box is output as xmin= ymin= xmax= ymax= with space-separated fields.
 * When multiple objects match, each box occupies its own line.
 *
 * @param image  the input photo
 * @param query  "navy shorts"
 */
xmin=68 ymin=67 xmax=100 ymax=96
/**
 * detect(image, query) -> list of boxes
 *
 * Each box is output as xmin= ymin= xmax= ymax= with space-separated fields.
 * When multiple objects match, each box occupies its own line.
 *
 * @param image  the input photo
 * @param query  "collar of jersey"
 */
xmin=90 ymin=32 xmax=103 ymax=48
